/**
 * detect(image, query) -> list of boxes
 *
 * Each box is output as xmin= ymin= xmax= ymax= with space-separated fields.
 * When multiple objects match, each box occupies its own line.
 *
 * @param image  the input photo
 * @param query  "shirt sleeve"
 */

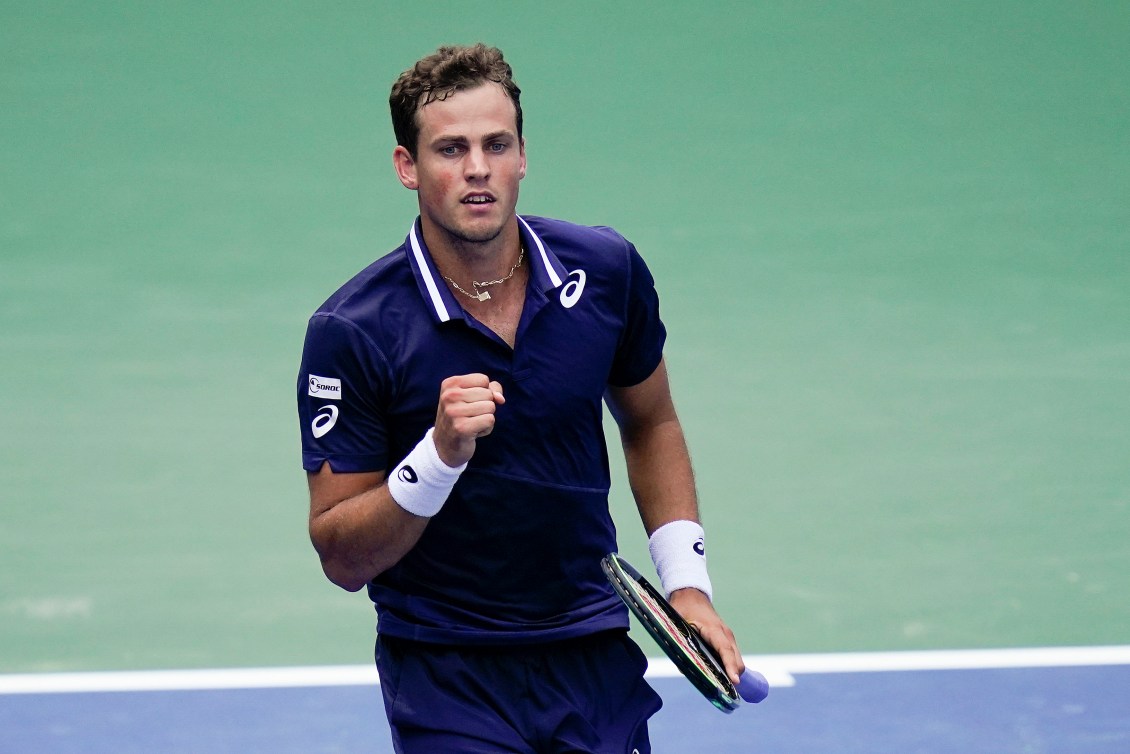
xmin=608 ymin=243 xmax=667 ymax=387
xmin=297 ymin=312 xmax=392 ymax=473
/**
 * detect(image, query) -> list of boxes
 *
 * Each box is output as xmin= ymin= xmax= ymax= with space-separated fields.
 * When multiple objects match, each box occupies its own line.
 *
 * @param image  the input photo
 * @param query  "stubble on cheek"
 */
xmin=419 ymin=171 xmax=455 ymax=223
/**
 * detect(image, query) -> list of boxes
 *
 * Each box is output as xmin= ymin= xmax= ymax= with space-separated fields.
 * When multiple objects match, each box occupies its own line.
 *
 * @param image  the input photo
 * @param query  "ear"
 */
xmin=518 ymin=137 xmax=527 ymax=180
xmin=393 ymin=145 xmax=419 ymax=190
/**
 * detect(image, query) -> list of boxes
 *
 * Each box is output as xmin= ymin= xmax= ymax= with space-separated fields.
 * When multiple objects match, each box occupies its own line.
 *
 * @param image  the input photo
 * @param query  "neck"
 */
xmin=423 ymin=216 xmax=523 ymax=284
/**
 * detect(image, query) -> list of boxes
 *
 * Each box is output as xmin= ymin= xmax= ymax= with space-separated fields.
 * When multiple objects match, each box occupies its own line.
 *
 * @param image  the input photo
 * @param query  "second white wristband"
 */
xmin=387 ymin=428 xmax=467 ymax=518
xmin=648 ymin=519 xmax=713 ymax=601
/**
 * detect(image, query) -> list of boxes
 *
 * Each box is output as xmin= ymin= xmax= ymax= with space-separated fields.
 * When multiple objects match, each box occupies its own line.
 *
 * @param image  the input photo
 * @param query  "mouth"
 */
xmin=461 ymin=193 xmax=496 ymax=206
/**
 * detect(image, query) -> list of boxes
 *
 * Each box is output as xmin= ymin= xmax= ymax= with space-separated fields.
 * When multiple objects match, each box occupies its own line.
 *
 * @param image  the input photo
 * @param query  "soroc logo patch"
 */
xmin=308 ymin=375 xmax=342 ymax=399
xmin=311 ymin=405 xmax=339 ymax=438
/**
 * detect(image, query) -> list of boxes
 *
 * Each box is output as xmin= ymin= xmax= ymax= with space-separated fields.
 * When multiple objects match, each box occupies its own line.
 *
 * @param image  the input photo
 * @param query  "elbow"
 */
xmin=310 ymin=533 xmax=379 ymax=592
xmin=309 ymin=520 xmax=378 ymax=592
xmin=329 ymin=573 xmax=369 ymax=593
xmin=320 ymin=557 xmax=372 ymax=593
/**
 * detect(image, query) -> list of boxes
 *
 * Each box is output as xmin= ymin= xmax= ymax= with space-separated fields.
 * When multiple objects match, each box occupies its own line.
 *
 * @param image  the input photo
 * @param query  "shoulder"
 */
xmin=314 ymin=244 xmax=412 ymax=320
xmin=521 ymin=216 xmax=658 ymax=307
xmin=303 ymin=242 xmax=422 ymax=366
xmin=521 ymin=215 xmax=636 ymax=270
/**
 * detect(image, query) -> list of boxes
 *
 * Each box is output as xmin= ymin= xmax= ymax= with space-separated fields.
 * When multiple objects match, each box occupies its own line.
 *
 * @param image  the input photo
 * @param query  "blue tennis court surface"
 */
xmin=4 ymin=648 xmax=1128 ymax=753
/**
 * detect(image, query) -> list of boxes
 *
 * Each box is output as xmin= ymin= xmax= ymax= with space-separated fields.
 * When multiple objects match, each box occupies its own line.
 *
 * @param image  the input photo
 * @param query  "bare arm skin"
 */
xmin=605 ymin=357 xmax=747 ymax=684
xmin=307 ymin=374 xmax=504 ymax=592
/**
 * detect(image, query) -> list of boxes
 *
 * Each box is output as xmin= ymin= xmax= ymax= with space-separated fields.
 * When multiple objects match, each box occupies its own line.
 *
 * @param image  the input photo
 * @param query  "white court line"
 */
xmin=2 ymin=646 xmax=1129 ymax=695
xmin=0 ymin=665 xmax=379 ymax=695
xmin=743 ymin=645 xmax=1130 ymax=688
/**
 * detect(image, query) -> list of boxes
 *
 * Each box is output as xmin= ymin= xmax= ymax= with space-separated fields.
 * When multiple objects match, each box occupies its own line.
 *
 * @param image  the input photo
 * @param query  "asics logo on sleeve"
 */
xmin=693 ymin=538 xmax=705 ymax=556
xmin=397 ymin=466 xmax=419 ymax=484
xmin=311 ymin=405 xmax=339 ymax=438
xmin=308 ymin=375 xmax=342 ymax=399
xmin=559 ymin=269 xmax=586 ymax=309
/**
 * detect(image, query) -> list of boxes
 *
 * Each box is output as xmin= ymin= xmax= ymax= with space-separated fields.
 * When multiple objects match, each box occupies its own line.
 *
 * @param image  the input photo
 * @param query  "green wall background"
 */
xmin=2 ymin=1 xmax=1127 ymax=672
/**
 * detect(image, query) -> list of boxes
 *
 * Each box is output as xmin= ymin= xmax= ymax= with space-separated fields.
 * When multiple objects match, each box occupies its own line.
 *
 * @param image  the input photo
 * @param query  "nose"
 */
xmin=464 ymin=146 xmax=490 ymax=180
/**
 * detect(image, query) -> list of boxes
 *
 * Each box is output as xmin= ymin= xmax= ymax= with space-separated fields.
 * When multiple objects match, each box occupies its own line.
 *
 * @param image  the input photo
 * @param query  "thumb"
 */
xmin=489 ymin=380 xmax=506 ymax=404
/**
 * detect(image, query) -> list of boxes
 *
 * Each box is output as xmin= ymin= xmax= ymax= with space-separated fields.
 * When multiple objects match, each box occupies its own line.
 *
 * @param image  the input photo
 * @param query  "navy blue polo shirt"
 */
xmin=298 ymin=215 xmax=666 ymax=645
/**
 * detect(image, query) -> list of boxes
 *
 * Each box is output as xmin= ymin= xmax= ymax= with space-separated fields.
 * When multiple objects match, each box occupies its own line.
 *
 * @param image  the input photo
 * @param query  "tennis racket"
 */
xmin=601 ymin=552 xmax=768 ymax=713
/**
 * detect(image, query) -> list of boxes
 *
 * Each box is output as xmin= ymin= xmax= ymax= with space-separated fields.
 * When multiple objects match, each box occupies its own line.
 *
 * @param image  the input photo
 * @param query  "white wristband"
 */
xmin=387 ymin=428 xmax=467 ymax=518
xmin=648 ymin=520 xmax=713 ymax=601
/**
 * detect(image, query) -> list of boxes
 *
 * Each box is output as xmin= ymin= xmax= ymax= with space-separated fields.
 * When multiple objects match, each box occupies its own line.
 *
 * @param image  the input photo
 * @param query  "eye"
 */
xmin=488 ymin=142 xmax=507 ymax=153
xmin=440 ymin=144 xmax=462 ymax=156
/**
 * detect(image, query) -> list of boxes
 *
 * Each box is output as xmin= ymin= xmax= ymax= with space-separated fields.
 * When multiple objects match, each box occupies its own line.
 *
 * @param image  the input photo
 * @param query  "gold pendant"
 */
xmin=474 ymin=290 xmax=491 ymax=302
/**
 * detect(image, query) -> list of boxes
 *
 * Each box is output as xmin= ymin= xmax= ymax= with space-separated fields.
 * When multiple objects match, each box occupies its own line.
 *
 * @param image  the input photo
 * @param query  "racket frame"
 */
xmin=602 ymin=552 xmax=740 ymax=712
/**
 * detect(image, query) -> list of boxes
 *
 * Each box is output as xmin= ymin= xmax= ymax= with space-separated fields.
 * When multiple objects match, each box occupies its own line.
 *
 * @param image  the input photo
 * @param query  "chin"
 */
xmin=451 ymin=219 xmax=508 ymax=244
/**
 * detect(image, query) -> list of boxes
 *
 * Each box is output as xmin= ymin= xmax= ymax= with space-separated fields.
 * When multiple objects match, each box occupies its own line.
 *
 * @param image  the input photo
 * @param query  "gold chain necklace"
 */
xmin=444 ymin=244 xmax=524 ymax=302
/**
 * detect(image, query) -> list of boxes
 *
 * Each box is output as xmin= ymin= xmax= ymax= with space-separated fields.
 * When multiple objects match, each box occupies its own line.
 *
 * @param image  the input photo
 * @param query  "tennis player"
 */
xmin=298 ymin=43 xmax=746 ymax=753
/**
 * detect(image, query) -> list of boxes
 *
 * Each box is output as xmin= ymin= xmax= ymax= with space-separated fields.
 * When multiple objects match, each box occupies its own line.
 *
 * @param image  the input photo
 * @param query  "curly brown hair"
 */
xmin=389 ymin=43 xmax=523 ymax=157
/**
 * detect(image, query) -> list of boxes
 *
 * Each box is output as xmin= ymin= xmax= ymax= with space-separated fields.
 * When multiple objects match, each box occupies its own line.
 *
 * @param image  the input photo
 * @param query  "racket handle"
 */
xmin=737 ymin=668 xmax=769 ymax=703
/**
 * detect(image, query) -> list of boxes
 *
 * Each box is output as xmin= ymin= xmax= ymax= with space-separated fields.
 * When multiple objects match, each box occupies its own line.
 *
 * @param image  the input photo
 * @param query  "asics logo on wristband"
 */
xmin=397 ymin=465 xmax=419 ymax=484
xmin=311 ymin=405 xmax=339 ymax=438
xmin=694 ymin=538 xmax=705 ymax=556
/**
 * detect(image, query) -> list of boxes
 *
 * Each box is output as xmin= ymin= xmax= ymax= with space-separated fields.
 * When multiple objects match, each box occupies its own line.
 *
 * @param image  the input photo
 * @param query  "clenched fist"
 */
xmin=432 ymin=373 xmax=505 ymax=468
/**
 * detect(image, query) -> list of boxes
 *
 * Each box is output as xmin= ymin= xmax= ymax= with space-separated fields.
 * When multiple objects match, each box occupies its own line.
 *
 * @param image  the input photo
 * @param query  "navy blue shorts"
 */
xmin=375 ymin=630 xmax=663 ymax=754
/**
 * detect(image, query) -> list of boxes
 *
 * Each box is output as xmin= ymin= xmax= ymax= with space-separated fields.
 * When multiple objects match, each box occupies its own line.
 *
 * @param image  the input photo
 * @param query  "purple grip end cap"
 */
xmin=737 ymin=668 xmax=769 ymax=703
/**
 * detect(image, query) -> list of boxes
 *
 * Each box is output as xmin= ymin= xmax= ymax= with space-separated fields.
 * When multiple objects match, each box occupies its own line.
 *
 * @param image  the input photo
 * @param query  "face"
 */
xmin=394 ymin=83 xmax=526 ymax=249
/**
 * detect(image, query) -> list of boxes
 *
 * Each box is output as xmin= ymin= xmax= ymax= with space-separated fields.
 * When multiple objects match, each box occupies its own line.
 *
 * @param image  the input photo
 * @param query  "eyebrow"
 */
xmin=481 ymin=130 xmax=515 ymax=143
xmin=429 ymin=129 xmax=516 ymax=147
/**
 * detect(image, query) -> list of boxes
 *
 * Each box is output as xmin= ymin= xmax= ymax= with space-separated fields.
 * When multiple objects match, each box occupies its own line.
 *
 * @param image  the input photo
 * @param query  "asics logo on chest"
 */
xmin=559 ymin=269 xmax=586 ymax=309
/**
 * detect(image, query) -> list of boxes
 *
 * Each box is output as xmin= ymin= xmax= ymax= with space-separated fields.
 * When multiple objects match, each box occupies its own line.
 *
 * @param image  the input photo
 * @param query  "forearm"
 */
xmin=308 ymin=475 xmax=429 ymax=592
xmin=608 ymin=361 xmax=746 ymax=679
xmin=307 ymin=376 xmax=500 ymax=592
xmin=621 ymin=415 xmax=700 ymax=534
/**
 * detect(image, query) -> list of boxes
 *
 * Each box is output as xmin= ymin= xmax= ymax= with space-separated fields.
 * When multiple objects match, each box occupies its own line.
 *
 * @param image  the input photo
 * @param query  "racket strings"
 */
xmin=635 ymin=584 xmax=729 ymax=691
xmin=602 ymin=554 xmax=739 ymax=712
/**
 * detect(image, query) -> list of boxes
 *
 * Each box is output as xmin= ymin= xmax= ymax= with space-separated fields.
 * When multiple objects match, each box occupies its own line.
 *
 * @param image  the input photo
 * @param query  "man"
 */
xmin=298 ymin=43 xmax=745 ymax=753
